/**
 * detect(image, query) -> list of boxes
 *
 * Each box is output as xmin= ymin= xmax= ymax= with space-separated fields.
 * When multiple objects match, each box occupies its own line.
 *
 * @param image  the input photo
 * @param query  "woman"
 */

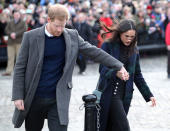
xmin=98 ymin=19 xmax=156 ymax=131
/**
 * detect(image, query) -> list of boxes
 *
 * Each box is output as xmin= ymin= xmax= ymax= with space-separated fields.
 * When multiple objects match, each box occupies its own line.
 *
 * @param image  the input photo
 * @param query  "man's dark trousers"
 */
xmin=25 ymin=97 xmax=67 ymax=131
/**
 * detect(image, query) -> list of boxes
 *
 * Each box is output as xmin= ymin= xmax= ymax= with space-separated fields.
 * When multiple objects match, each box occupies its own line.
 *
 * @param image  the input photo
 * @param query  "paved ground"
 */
xmin=0 ymin=55 xmax=170 ymax=131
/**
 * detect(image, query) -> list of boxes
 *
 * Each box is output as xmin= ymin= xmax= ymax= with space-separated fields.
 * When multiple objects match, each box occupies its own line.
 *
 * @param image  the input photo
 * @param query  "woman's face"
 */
xmin=120 ymin=29 xmax=136 ymax=46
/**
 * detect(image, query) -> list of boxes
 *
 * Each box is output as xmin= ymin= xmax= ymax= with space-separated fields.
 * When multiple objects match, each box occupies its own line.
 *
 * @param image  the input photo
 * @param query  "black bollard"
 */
xmin=82 ymin=94 xmax=97 ymax=131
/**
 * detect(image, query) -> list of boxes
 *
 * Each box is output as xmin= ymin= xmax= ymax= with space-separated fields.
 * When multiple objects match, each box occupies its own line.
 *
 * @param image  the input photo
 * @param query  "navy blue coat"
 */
xmin=98 ymin=42 xmax=153 ymax=131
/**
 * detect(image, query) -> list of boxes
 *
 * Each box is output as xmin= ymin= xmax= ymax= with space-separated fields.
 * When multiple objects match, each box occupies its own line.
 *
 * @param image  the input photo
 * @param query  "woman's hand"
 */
xmin=150 ymin=97 xmax=156 ymax=107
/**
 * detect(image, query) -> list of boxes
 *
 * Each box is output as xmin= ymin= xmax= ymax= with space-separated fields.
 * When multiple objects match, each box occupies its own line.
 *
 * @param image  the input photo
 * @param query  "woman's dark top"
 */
xmin=112 ymin=42 xmax=130 ymax=99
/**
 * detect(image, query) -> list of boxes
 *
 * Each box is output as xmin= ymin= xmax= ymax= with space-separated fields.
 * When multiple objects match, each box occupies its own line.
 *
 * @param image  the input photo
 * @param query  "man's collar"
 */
xmin=45 ymin=24 xmax=54 ymax=37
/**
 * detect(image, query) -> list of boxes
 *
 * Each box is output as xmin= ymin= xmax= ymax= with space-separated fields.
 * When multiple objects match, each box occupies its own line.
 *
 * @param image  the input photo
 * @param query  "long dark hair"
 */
xmin=101 ymin=19 xmax=138 ymax=56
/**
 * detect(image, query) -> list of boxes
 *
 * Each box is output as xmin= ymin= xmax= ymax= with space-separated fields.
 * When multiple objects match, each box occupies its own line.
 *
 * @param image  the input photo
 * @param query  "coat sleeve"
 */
xmin=12 ymin=32 xmax=29 ymax=101
xmin=76 ymin=30 xmax=123 ymax=71
xmin=99 ymin=43 xmax=117 ymax=79
xmin=5 ymin=21 xmax=12 ymax=36
xmin=134 ymin=53 xmax=153 ymax=102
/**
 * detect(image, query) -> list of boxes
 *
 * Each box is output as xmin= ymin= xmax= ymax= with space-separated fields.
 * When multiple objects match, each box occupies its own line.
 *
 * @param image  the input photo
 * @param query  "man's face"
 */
xmin=78 ymin=13 xmax=86 ymax=23
xmin=47 ymin=18 xmax=66 ymax=36
xmin=13 ymin=12 xmax=21 ymax=21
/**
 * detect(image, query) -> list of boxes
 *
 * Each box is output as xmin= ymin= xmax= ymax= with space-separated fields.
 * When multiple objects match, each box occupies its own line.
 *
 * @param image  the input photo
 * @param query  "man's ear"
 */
xmin=47 ymin=17 xmax=51 ymax=23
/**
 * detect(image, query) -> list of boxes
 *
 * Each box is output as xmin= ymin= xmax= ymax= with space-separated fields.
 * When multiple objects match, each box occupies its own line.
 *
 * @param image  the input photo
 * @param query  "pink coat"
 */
xmin=165 ymin=22 xmax=170 ymax=46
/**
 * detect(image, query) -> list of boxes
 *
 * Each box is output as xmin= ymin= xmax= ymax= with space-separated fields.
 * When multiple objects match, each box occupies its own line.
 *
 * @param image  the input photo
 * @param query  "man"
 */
xmin=12 ymin=4 xmax=129 ymax=131
xmin=2 ymin=10 xmax=27 ymax=76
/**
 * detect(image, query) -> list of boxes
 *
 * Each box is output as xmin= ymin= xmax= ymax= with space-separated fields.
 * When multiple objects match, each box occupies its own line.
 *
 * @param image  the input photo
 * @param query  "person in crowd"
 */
xmin=98 ymin=19 xmax=156 ymax=131
xmin=40 ymin=0 xmax=55 ymax=6
xmin=33 ymin=15 xmax=47 ymax=29
xmin=18 ymin=1 xmax=26 ymax=10
xmin=12 ymin=4 xmax=129 ymax=131
xmin=25 ymin=12 xmax=35 ymax=31
xmin=135 ymin=9 xmax=149 ymax=45
xmin=165 ymin=8 xmax=170 ymax=78
xmin=121 ymin=5 xmax=134 ymax=20
xmin=146 ymin=5 xmax=153 ymax=18
xmin=152 ymin=4 xmax=166 ymax=39
xmin=98 ymin=10 xmax=113 ymax=48
xmin=122 ymin=0 xmax=136 ymax=15
xmin=91 ymin=15 xmax=101 ymax=47
xmin=0 ymin=13 xmax=8 ymax=44
xmin=28 ymin=0 xmax=40 ymax=5
xmin=5 ymin=0 xmax=15 ymax=5
xmin=168 ymin=0 xmax=170 ymax=8
xmin=2 ymin=9 xmax=27 ymax=76
xmin=164 ymin=4 xmax=170 ymax=33
xmin=74 ymin=12 xmax=93 ymax=75
xmin=147 ymin=14 xmax=162 ymax=42
xmin=33 ymin=5 xmax=43 ymax=24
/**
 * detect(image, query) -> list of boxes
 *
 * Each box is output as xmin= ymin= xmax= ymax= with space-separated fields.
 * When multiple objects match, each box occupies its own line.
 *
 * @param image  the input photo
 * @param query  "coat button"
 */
xmin=116 ymin=82 xmax=119 ymax=85
xmin=115 ymin=86 xmax=118 ymax=89
xmin=114 ymin=89 xmax=117 ymax=92
xmin=114 ymin=92 xmax=116 ymax=95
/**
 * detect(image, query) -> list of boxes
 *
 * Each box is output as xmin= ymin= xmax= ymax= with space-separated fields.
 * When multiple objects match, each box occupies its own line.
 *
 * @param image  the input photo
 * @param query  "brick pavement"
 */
xmin=0 ymin=55 xmax=170 ymax=131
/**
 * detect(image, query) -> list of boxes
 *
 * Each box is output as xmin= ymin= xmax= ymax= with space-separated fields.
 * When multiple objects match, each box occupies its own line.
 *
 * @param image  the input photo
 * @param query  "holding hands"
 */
xmin=116 ymin=66 xmax=129 ymax=81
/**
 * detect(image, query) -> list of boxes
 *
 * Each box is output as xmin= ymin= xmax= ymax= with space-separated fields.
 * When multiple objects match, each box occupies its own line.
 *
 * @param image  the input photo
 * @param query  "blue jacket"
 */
xmin=40 ymin=0 xmax=55 ymax=5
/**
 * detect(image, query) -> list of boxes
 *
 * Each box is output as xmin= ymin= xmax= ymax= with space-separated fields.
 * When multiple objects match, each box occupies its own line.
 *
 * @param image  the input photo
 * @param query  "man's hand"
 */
xmin=14 ymin=100 xmax=25 ymax=111
xmin=116 ymin=66 xmax=129 ymax=81
xmin=10 ymin=32 xmax=16 ymax=39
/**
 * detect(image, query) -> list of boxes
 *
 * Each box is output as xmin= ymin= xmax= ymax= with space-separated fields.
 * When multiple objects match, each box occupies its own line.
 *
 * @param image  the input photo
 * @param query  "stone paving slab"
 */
xmin=0 ymin=55 xmax=170 ymax=131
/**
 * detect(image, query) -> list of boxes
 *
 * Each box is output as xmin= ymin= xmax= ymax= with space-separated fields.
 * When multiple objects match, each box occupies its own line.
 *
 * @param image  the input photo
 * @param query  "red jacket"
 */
xmin=98 ymin=17 xmax=113 ymax=48
xmin=165 ymin=22 xmax=170 ymax=46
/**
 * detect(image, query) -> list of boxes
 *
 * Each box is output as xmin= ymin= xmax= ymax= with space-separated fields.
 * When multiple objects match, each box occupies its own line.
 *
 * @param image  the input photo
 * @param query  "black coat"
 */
xmin=0 ymin=22 xmax=7 ymax=37
xmin=99 ymin=42 xmax=154 ymax=131
xmin=74 ymin=22 xmax=93 ymax=43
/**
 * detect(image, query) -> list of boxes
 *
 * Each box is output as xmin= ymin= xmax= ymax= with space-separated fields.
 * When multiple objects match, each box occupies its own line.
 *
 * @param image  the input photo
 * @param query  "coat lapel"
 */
xmin=63 ymin=29 xmax=72 ymax=73
xmin=36 ymin=26 xmax=45 ymax=64
xmin=127 ymin=53 xmax=136 ymax=74
xmin=112 ymin=43 xmax=120 ymax=60
xmin=36 ymin=27 xmax=72 ymax=73
xmin=125 ymin=53 xmax=136 ymax=92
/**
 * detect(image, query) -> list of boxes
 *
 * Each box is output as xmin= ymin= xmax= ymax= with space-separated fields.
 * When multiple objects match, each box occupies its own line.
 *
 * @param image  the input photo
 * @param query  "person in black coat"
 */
xmin=33 ymin=15 xmax=47 ymax=29
xmin=98 ymin=19 xmax=156 ymax=131
xmin=0 ymin=14 xmax=7 ymax=43
xmin=74 ymin=12 xmax=93 ymax=74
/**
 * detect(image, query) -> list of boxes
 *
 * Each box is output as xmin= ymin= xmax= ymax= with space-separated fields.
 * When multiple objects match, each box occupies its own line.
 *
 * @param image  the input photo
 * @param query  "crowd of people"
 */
xmin=0 ymin=0 xmax=170 ymax=75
